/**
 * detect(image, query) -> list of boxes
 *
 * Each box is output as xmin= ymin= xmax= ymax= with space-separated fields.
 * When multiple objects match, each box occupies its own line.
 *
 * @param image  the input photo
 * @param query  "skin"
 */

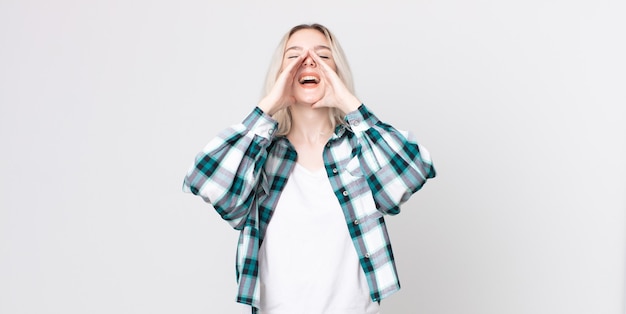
xmin=258 ymin=29 xmax=361 ymax=171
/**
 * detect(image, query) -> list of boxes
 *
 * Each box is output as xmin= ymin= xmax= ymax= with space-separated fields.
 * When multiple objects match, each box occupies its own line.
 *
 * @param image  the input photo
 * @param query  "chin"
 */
xmin=294 ymin=90 xmax=324 ymax=106
xmin=294 ymin=98 xmax=321 ymax=107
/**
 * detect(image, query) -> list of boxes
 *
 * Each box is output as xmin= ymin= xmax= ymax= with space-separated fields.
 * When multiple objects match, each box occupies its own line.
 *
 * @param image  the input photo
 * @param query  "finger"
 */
xmin=272 ymin=52 xmax=306 ymax=93
xmin=277 ymin=51 xmax=307 ymax=91
xmin=282 ymin=50 xmax=308 ymax=77
xmin=309 ymin=51 xmax=335 ymax=77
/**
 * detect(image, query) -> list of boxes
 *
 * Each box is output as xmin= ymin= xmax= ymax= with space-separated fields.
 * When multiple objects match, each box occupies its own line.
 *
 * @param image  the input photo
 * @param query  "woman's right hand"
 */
xmin=258 ymin=50 xmax=307 ymax=116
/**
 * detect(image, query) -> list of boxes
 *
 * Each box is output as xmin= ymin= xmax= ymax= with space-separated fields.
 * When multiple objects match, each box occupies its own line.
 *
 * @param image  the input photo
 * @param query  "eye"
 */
xmin=316 ymin=51 xmax=332 ymax=59
xmin=287 ymin=55 xmax=298 ymax=59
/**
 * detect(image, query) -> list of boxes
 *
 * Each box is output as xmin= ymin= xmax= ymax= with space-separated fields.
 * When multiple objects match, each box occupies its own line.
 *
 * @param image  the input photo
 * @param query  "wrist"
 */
xmin=339 ymin=96 xmax=362 ymax=114
xmin=258 ymin=97 xmax=278 ymax=116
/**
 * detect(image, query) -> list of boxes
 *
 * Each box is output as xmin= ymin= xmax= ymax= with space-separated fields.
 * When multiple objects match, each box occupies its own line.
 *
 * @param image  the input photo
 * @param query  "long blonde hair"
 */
xmin=262 ymin=24 xmax=356 ymax=136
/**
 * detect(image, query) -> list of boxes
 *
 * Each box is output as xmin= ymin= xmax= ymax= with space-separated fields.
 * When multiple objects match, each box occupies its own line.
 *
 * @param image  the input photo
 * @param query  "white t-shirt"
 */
xmin=256 ymin=163 xmax=380 ymax=314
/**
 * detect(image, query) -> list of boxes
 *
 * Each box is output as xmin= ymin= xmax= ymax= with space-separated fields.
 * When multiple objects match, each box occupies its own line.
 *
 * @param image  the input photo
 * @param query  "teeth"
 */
xmin=299 ymin=76 xmax=319 ymax=84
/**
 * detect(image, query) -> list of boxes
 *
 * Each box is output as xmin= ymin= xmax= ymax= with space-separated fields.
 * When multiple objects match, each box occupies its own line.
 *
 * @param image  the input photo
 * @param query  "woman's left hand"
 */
xmin=309 ymin=51 xmax=362 ymax=114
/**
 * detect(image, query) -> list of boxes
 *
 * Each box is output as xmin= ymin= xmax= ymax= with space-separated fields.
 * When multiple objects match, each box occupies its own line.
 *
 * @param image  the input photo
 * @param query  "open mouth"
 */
xmin=298 ymin=74 xmax=320 ymax=85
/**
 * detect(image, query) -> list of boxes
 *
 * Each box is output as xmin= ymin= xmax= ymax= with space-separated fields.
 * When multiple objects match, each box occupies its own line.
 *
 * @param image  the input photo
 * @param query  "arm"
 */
xmin=182 ymin=107 xmax=277 ymax=229
xmin=346 ymin=104 xmax=436 ymax=215
xmin=307 ymin=51 xmax=435 ymax=213
xmin=183 ymin=50 xmax=308 ymax=229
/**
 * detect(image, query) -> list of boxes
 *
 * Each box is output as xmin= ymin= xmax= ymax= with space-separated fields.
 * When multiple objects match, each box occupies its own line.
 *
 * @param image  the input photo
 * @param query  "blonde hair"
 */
xmin=262 ymin=24 xmax=356 ymax=136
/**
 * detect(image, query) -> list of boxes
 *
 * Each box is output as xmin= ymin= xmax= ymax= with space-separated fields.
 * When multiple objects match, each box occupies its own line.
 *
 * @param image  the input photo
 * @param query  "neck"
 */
xmin=288 ymin=105 xmax=333 ymax=144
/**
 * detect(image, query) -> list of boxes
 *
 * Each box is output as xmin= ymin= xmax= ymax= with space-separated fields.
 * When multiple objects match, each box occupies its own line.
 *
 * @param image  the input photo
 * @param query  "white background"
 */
xmin=1 ymin=0 xmax=625 ymax=313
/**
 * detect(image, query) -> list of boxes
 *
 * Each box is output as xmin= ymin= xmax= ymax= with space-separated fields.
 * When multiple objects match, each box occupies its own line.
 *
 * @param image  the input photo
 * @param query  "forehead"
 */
xmin=285 ymin=29 xmax=330 ymax=49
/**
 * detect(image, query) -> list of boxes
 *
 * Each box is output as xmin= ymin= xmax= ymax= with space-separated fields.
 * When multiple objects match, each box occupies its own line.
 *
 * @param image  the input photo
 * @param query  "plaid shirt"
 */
xmin=183 ymin=104 xmax=435 ymax=310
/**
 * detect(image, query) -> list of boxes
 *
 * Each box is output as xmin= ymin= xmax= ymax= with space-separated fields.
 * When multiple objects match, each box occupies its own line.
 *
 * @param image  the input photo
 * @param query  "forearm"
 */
xmin=183 ymin=107 xmax=278 ymax=228
xmin=347 ymin=105 xmax=436 ymax=214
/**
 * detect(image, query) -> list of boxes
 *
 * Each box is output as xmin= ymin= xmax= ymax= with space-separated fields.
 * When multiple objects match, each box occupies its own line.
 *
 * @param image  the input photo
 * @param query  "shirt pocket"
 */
xmin=344 ymin=156 xmax=382 ymax=177
xmin=356 ymin=210 xmax=384 ymax=232
xmin=344 ymin=156 xmax=364 ymax=177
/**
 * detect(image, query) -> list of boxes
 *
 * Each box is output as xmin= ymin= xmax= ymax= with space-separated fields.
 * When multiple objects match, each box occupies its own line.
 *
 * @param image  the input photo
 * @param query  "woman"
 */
xmin=183 ymin=23 xmax=436 ymax=314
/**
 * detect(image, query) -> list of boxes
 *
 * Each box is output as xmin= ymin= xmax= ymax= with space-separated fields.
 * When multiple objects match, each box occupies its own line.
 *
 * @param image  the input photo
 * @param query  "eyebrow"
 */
xmin=284 ymin=45 xmax=332 ymax=53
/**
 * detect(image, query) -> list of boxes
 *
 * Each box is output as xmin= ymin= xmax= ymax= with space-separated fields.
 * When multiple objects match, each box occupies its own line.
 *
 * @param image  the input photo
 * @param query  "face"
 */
xmin=282 ymin=29 xmax=337 ymax=105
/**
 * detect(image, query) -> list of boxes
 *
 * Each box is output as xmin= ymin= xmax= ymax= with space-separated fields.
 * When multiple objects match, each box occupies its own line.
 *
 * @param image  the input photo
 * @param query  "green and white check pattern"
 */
xmin=183 ymin=104 xmax=435 ymax=311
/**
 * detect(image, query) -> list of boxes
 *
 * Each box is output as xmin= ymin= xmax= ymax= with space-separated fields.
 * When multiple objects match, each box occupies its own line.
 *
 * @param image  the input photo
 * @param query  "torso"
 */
xmin=258 ymin=163 xmax=379 ymax=314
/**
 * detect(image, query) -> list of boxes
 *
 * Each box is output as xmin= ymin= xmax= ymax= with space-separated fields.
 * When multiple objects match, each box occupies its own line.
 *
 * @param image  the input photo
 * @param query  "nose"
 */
xmin=302 ymin=55 xmax=316 ymax=67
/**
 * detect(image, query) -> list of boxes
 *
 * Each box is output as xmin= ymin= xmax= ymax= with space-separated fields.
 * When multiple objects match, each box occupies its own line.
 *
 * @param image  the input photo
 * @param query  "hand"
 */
xmin=258 ymin=50 xmax=307 ymax=116
xmin=309 ymin=51 xmax=361 ymax=114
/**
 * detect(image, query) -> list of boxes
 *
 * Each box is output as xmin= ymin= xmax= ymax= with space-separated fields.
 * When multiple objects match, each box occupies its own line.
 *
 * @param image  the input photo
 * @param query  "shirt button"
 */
xmin=364 ymin=253 xmax=370 ymax=259
xmin=342 ymin=190 xmax=348 ymax=197
xmin=350 ymin=119 xmax=360 ymax=126
xmin=332 ymin=168 xmax=338 ymax=174
xmin=353 ymin=219 xmax=359 ymax=225
xmin=326 ymin=143 xmax=331 ymax=148
xmin=268 ymin=128 xmax=274 ymax=135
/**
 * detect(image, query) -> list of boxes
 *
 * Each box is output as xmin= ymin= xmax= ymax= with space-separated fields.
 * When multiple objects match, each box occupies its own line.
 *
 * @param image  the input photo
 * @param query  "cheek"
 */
xmin=327 ymin=61 xmax=338 ymax=72
xmin=279 ymin=58 xmax=291 ymax=72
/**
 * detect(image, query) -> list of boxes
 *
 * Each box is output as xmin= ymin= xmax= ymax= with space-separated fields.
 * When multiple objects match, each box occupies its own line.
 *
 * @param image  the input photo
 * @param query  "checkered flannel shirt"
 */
xmin=183 ymin=104 xmax=435 ymax=310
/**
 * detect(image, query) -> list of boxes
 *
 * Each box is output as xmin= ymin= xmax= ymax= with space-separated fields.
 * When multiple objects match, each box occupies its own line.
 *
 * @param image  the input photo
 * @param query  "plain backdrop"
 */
xmin=1 ymin=0 xmax=625 ymax=313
